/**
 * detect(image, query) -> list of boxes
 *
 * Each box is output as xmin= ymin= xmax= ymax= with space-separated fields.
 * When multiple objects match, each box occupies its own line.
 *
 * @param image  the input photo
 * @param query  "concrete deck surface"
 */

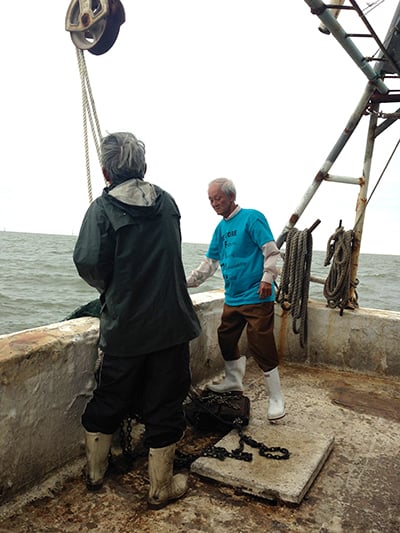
xmin=1 ymin=360 xmax=399 ymax=533
xmin=191 ymin=423 xmax=334 ymax=505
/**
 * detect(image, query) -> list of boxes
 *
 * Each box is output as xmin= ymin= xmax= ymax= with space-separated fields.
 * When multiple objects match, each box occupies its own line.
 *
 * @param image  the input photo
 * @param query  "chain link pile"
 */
xmin=119 ymin=393 xmax=290 ymax=470
xmin=174 ymin=417 xmax=290 ymax=469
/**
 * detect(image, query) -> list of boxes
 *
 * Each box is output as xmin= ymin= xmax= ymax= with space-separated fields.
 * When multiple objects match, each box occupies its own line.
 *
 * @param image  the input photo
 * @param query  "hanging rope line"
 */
xmin=363 ymin=0 xmax=387 ymax=16
xmin=323 ymin=225 xmax=356 ymax=314
xmin=276 ymin=226 xmax=315 ymax=348
xmin=354 ymin=135 xmax=400 ymax=230
xmin=76 ymin=48 xmax=104 ymax=204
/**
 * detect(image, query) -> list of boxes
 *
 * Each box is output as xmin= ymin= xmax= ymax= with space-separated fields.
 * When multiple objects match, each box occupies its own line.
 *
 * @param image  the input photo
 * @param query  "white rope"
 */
xmin=75 ymin=48 xmax=105 ymax=204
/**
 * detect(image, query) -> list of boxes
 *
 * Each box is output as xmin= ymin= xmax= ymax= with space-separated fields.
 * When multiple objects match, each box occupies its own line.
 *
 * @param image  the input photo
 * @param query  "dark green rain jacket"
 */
xmin=73 ymin=185 xmax=200 ymax=357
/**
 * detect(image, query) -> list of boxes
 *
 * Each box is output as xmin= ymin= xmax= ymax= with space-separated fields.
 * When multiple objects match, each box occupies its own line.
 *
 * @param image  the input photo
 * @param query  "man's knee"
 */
xmin=82 ymin=398 xmax=123 ymax=434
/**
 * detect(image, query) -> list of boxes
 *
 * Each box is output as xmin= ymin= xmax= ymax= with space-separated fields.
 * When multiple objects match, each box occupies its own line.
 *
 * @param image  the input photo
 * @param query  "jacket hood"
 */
xmin=100 ymin=184 xmax=174 ymax=232
xmin=108 ymin=178 xmax=157 ymax=206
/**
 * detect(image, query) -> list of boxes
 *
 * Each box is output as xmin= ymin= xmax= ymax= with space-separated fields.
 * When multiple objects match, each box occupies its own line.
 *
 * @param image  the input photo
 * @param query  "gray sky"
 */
xmin=1 ymin=1 xmax=399 ymax=254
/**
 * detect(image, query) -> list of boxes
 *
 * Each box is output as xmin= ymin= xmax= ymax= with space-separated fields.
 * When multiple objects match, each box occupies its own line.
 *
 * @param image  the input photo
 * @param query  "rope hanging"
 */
xmin=323 ymin=225 xmax=356 ymax=314
xmin=276 ymin=227 xmax=313 ymax=348
xmin=76 ymin=48 xmax=104 ymax=204
xmin=354 ymin=134 xmax=400 ymax=230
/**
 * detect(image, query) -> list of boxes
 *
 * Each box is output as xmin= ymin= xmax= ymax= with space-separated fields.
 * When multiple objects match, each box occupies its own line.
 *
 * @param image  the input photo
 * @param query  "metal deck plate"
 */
xmin=191 ymin=423 xmax=334 ymax=505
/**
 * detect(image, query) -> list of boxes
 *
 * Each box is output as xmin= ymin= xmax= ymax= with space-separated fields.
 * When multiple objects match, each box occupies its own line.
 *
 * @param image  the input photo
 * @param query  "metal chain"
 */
xmin=175 ymin=390 xmax=290 ymax=468
xmin=174 ymin=420 xmax=289 ymax=469
xmin=240 ymin=432 xmax=290 ymax=460
xmin=119 ymin=391 xmax=291 ymax=469
xmin=196 ymin=390 xmax=244 ymax=411
xmin=118 ymin=414 xmax=149 ymax=463
xmin=119 ymin=416 xmax=134 ymax=458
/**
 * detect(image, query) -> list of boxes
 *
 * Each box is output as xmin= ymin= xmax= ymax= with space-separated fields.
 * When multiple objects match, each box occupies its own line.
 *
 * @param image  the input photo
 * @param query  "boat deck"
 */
xmin=1 ymin=360 xmax=399 ymax=533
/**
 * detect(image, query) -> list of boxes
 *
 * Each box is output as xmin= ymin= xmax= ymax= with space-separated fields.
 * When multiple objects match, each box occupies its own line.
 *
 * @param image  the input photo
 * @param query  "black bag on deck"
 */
xmin=185 ymin=388 xmax=250 ymax=433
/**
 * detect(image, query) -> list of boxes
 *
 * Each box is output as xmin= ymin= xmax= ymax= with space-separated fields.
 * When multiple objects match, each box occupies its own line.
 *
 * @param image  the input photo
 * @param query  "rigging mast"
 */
xmin=277 ymin=0 xmax=400 ymax=309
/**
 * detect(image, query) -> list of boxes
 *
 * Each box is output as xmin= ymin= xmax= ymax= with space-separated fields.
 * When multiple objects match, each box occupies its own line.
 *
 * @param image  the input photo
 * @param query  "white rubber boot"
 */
xmin=84 ymin=431 xmax=113 ymax=490
xmin=264 ymin=367 xmax=286 ymax=421
xmin=147 ymin=443 xmax=188 ymax=510
xmin=207 ymin=356 xmax=247 ymax=393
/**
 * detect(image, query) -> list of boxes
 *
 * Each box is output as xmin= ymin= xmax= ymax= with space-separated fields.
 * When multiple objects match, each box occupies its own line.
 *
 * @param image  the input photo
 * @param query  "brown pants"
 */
xmin=217 ymin=302 xmax=279 ymax=372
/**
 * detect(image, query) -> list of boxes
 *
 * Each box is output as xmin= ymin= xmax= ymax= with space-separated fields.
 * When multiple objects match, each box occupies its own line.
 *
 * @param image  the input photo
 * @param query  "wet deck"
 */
xmin=1 ymin=360 xmax=399 ymax=533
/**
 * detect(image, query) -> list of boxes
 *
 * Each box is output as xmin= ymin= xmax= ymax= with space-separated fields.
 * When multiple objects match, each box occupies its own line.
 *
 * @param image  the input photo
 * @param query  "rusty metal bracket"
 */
xmin=66 ymin=0 xmax=109 ymax=33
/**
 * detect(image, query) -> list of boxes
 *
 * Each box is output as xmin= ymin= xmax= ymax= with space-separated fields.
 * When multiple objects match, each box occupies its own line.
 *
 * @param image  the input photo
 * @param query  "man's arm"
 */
xmin=73 ymin=204 xmax=115 ymax=293
xmin=261 ymin=241 xmax=280 ymax=284
xmin=186 ymin=257 xmax=219 ymax=287
xmin=258 ymin=241 xmax=280 ymax=298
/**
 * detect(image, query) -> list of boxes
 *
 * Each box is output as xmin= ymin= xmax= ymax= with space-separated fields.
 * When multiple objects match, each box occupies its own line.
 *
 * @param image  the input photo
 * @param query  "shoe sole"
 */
xmin=147 ymin=487 xmax=188 ymax=510
xmin=268 ymin=411 xmax=286 ymax=421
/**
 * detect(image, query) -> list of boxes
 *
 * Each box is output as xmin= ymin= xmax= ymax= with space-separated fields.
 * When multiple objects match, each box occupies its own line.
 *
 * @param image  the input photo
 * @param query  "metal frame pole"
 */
xmin=349 ymin=101 xmax=379 ymax=307
xmin=276 ymin=82 xmax=375 ymax=248
xmin=303 ymin=0 xmax=389 ymax=93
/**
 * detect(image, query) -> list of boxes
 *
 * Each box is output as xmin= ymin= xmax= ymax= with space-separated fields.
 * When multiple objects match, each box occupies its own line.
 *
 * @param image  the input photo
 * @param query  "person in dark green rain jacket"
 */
xmin=73 ymin=131 xmax=200 ymax=510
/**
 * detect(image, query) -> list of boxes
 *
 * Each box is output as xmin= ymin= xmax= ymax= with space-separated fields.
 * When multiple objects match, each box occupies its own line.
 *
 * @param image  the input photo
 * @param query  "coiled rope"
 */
xmin=323 ymin=226 xmax=356 ymax=314
xmin=76 ymin=49 xmax=104 ymax=204
xmin=276 ymin=227 xmax=313 ymax=348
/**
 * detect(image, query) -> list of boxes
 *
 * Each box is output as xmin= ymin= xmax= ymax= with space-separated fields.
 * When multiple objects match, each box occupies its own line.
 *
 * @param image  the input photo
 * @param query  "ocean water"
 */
xmin=0 ymin=231 xmax=399 ymax=336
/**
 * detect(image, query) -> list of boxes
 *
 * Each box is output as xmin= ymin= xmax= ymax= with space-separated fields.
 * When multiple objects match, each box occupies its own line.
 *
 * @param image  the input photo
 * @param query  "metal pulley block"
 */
xmin=65 ymin=0 xmax=125 ymax=55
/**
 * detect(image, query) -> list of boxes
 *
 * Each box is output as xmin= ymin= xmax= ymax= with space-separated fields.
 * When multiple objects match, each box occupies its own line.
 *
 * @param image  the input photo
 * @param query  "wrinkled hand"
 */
xmin=258 ymin=281 xmax=272 ymax=299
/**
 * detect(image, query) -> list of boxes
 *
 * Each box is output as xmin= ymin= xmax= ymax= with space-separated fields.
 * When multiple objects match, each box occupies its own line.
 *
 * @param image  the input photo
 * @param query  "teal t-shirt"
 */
xmin=206 ymin=208 xmax=275 ymax=305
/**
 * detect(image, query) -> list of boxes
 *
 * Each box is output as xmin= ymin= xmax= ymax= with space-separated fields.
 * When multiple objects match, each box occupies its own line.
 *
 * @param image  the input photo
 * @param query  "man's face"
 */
xmin=208 ymin=183 xmax=236 ymax=218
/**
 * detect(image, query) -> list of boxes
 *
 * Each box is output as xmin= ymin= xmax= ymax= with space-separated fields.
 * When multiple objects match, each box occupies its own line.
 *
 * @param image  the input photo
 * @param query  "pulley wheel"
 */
xmin=66 ymin=0 xmax=125 ymax=55
xmin=88 ymin=1 xmax=125 ymax=56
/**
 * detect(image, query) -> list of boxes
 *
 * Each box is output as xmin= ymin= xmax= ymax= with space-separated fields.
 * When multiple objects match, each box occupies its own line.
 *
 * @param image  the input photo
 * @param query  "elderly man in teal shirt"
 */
xmin=187 ymin=178 xmax=285 ymax=421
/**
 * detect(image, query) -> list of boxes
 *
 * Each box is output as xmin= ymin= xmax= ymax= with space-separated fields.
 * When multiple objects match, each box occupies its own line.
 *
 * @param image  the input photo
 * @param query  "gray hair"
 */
xmin=101 ymin=132 xmax=146 ymax=184
xmin=209 ymin=178 xmax=236 ymax=198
